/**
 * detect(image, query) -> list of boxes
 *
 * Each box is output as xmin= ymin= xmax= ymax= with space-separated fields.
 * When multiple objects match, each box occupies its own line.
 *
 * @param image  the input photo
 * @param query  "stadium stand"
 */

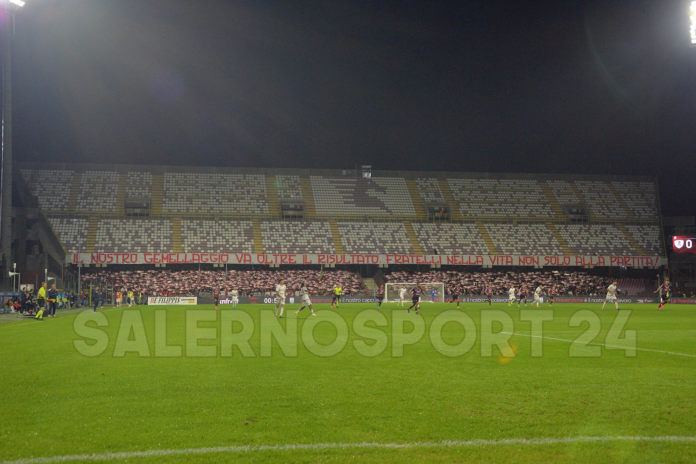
xmin=447 ymin=178 xmax=554 ymax=218
xmin=338 ymin=222 xmax=414 ymax=254
xmin=82 ymin=269 xmax=367 ymax=295
xmin=574 ymin=181 xmax=624 ymax=218
xmin=386 ymin=270 xmax=611 ymax=295
xmin=547 ymin=180 xmax=579 ymax=205
xmin=275 ymin=175 xmax=303 ymax=201
xmin=76 ymin=171 xmax=120 ymax=212
xmin=261 ymin=221 xmax=335 ymax=254
xmin=556 ymin=224 xmax=636 ymax=255
xmin=50 ymin=218 xmax=89 ymax=253
xmin=625 ymin=224 xmax=664 ymax=256
xmin=94 ymin=219 xmax=173 ymax=253
xmin=416 ymin=178 xmax=446 ymax=203
xmin=616 ymin=277 xmax=653 ymax=296
xmin=180 ymin=220 xmax=255 ymax=253
xmin=125 ymin=172 xmax=153 ymax=200
xmin=611 ymin=181 xmax=659 ymax=219
xmin=485 ymin=224 xmax=566 ymax=255
xmin=412 ymin=223 xmax=489 ymax=255
xmin=21 ymin=169 xmax=73 ymax=211
xmin=19 ymin=165 xmax=666 ymax=259
xmin=310 ymin=176 xmax=416 ymax=218
xmin=162 ymin=173 xmax=269 ymax=214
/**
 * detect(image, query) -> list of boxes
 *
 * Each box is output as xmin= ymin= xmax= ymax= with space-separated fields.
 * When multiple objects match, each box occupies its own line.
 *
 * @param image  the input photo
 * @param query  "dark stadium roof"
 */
xmin=9 ymin=0 xmax=696 ymax=217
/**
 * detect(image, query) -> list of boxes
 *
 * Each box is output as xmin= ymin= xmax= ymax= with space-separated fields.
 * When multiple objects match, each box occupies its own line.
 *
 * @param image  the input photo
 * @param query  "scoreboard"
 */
xmin=673 ymin=236 xmax=696 ymax=254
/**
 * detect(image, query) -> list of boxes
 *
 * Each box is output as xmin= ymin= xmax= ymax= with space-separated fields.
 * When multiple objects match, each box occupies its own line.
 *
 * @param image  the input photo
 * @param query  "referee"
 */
xmin=34 ymin=282 xmax=47 ymax=320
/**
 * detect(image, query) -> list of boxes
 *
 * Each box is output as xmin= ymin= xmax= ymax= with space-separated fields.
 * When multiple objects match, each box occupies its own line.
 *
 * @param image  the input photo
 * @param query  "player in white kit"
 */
xmin=230 ymin=288 xmax=239 ymax=308
xmin=534 ymin=286 xmax=543 ymax=307
xmin=296 ymin=281 xmax=316 ymax=316
xmin=399 ymin=287 xmax=407 ymax=306
xmin=508 ymin=286 xmax=516 ymax=306
xmin=602 ymin=281 xmax=619 ymax=311
xmin=275 ymin=279 xmax=287 ymax=318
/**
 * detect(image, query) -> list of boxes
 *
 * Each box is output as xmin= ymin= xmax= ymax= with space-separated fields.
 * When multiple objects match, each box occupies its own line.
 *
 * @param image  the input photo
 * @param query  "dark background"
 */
xmin=6 ymin=0 xmax=696 ymax=215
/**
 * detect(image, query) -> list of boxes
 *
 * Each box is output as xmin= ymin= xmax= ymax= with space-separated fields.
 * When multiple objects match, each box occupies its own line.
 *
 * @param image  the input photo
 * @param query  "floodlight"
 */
xmin=692 ymin=2 xmax=696 ymax=46
xmin=9 ymin=0 xmax=25 ymax=7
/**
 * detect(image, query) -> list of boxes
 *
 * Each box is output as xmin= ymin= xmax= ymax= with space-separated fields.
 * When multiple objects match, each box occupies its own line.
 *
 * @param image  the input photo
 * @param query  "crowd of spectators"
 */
xmin=385 ymin=270 xmax=618 ymax=295
xmin=81 ymin=269 xmax=368 ymax=296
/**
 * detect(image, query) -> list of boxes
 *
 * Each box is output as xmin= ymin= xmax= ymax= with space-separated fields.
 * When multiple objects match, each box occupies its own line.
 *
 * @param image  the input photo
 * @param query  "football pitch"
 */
xmin=1 ymin=302 xmax=695 ymax=463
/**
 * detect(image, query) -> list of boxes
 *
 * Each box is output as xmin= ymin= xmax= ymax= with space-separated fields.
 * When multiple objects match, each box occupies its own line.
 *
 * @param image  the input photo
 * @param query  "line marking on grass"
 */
xmin=503 ymin=331 xmax=696 ymax=358
xmin=2 ymin=436 xmax=695 ymax=463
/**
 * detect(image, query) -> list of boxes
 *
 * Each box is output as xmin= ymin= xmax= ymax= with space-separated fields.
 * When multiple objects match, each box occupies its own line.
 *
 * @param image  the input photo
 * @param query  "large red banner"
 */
xmin=68 ymin=253 xmax=667 ymax=267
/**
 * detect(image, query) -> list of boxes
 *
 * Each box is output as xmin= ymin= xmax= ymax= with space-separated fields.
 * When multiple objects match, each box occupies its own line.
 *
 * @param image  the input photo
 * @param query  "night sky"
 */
xmin=6 ymin=0 xmax=696 ymax=216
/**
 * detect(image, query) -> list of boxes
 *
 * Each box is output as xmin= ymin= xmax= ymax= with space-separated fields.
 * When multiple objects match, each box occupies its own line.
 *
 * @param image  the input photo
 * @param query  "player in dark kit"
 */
xmin=485 ymin=286 xmax=492 ymax=306
xmin=518 ymin=287 xmax=527 ymax=307
xmin=654 ymin=279 xmax=671 ymax=311
xmin=213 ymin=288 xmax=221 ymax=310
xmin=450 ymin=286 xmax=460 ymax=308
xmin=548 ymin=287 xmax=555 ymax=306
xmin=376 ymin=285 xmax=385 ymax=308
xmin=408 ymin=283 xmax=422 ymax=314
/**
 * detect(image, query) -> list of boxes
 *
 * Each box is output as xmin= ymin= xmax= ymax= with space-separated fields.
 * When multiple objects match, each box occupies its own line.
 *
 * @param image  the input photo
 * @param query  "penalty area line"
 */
xmin=2 ymin=436 xmax=696 ymax=464
xmin=502 ymin=331 xmax=696 ymax=358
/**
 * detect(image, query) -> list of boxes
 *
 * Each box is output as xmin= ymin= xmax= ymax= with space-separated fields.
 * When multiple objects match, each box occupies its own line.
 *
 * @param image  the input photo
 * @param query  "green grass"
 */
xmin=1 ymin=302 xmax=696 ymax=463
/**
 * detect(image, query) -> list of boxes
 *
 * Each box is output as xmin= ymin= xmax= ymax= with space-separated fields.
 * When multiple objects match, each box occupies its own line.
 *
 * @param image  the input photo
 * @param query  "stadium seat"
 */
xmin=261 ymin=221 xmax=335 ymax=254
xmin=556 ymin=224 xmax=635 ymax=255
xmin=486 ymin=224 xmax=565 ymax=255
xmin=310 ymin=176 xmax=416 ymax=217
xmin=275 ymin=175 xmax=303 ymax=201
xmin=338 ymin=222 xmax=414 ymax=254
xmin=181 ymin=220 xmax=254 ymax=253
xmin=447 ymin=178 xmax=554 ymax=218
xmin=416 ymin=178 xmax=445 ymax=203
xmin=21 ymin=169 xmax=74 ymax=211
xmin=162 ymin=173 xmax=269 ymax=214
xmin=94 ymin=219 xmax=173 ymax=253
xmin=76 ymin=171 xmax=120 ymax=212
xmin=412 ymin=223 xmax=489 ymax=255
xmin=50 ymin=218 xmax=89 ymax=253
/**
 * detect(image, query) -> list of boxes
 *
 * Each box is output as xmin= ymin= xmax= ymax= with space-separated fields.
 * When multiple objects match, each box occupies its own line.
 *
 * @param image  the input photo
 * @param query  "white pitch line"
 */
xmin=502 ymin=331 xmax=696 ymax=358
xmin=2 ymin=436 xmax=695 ymax=464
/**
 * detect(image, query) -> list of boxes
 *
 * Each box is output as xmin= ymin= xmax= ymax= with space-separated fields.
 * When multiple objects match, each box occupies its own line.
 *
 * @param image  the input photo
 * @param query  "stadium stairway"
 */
xmin=299 ymin=178 xmax=317 ymax=219
xmin=539 ymin=181 xmax=565 ymax=219
xmin=608 ymin=184 xmax=638 ymax=221
xmin=362 ymin=277 xmax=377 ymax=293
xmin=85 ymin=217 xmax=98 ymax=253
xmin=265 ymin=176 xmax=281 ymax=217
xmin=546 ymin=223 xmax=573 ymax=255
xmin=115 ymin=173 xmax=127 ymax=216
xmin=438 ymin=179 xmax=464 ymax=221
xmin=477 ymin=223 xmax=499 ymax=255
xmin=172 ymin=217 xmax=182 ymax=253
xmin=616 ymin=224 xmax=647 ymax=256
xmin=405 ymin=180 xmax=427 ymax=220
xmin=328 ymin=221 xmax=345 ymax=254
xmin=67 ymin=173 xmax=82 ymax=215
xmin=150 ymin=174 xmax=164 ymax=215
xmin=252 ymin=219 xmax=264 ymax=254
xmin=403 ymin=221 xmax=424 ymax=254
xmin=569 ymin=182 xmax=588 ymax=207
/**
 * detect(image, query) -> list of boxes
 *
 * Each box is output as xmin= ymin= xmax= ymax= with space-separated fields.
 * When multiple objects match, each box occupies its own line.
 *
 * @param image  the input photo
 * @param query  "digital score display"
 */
xmin=673 ymin=236 xmax=696 ymax=253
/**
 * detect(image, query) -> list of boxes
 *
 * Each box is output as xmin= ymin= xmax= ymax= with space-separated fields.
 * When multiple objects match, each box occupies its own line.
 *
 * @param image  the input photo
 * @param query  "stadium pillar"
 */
xmin=1 ymin=4 xmax=15 ymax=287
